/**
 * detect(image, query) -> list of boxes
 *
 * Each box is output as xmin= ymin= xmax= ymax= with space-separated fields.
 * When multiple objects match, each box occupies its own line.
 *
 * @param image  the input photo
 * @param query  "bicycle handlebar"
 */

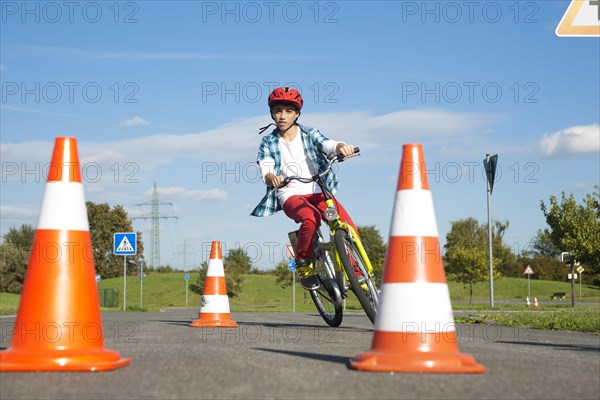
xmin=277 ymin=147 xmax=360 ymax=188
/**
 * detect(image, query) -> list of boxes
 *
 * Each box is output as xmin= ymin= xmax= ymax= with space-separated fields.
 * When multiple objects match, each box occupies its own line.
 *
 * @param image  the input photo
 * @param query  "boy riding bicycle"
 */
xmin=251 ymin=87 xmax=358 ymax=291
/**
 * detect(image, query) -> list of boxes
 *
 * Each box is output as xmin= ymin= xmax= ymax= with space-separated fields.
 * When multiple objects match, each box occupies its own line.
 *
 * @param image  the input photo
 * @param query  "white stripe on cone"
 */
xmin=375 ymin=283 xmax=456 ymax=332
xmin=390 ymin=190 xmax=438 ymax=237
xmin=200 ymin=295 xmax=231 ymax=313
xmin=206 ymin=259 xmax=225 ymax=277
xmin=37 ymin=182 xmax=89 ymax=231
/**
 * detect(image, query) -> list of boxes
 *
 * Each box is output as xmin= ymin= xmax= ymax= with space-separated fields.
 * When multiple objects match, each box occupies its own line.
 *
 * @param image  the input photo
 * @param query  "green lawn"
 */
xmin=0 ymin=292 xmax=20 ymax=315
xmin=96 ymin=272 xmax=365 ymax=313
xmin=447 ymin=277 xmax=600 ymax=303
xmin=2 ymin=275 xmax=599 ymax=314
xmin=2 ymin=274 xmax=599 ymax=333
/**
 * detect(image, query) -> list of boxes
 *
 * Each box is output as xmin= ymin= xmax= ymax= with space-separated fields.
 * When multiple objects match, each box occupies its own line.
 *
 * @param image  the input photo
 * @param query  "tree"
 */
xmin=0 ymin=204 xmax=145 ymax=293
xmin=273 ymin=258 xmax=294 ymax=289
xmin=3 ymin=224 xmax=35 ymax=250
xmin=86 ymin=202 xmax=144 ymax=278
xmin=194 ymin=258 xmax=243 ymax=298
xmin=0 ymin=224 xmax=35 ymax=293
xmin=541 ymin=186 xmax=600 ymax=273
xmin=224 ymin=248 xmax=252 ymax=275
xmin=445 ymin=245 xmax=491 ymax=305
xmin=0 ymin=243 xmax=29 ymax=293
xmin=523 ymin=229 xmax=562 ymax=258
xmin=516 ymin=255 xmax=569 ymax=282
xmin=357 ymin=225 xmax=387 ymax=285
xmin=443 ymin=218 xmax=503 ymax=303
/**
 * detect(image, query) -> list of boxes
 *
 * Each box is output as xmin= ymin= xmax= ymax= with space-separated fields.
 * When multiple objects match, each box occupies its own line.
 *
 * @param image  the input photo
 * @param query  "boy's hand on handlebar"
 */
xmin=266 ymin=173 xmax=288 ymax=189
xmin=337 ymin=144 xmax=356 ymax=158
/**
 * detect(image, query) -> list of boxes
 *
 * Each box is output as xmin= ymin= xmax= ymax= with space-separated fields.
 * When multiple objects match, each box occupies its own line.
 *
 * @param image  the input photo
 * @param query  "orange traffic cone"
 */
xmin=0 ymin=137 xmax=130 ymax=372
xmin=190 ymin=241 xmax=238 ymax=328
xmin=526 ymin=296 xmax=531 ymax=307
xmin=534 ymin=297 xmax=539 ymax=308
xmin=350 ymin=143 xmax=485 ymax=373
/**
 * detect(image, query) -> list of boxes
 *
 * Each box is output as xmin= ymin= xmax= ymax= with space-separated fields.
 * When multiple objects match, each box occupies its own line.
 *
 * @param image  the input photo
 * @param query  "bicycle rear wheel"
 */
xmin=309 ymin=255 xmax=343 ymax=327
xmin=334 ymin=230 xmax=379 ymax=324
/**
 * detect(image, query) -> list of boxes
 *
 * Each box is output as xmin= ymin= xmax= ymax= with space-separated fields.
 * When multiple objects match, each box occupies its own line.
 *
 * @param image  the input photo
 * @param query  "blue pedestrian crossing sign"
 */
xmin=114 ymin=232 xmax=137 ymax=255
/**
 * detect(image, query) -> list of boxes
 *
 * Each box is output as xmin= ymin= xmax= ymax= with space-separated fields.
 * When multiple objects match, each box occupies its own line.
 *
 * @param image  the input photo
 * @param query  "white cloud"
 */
xmin=15 ymin=45 xmax=333 ymax=61
xmin=151 ymin=186 xmax=227 ymax=201
xmin=1 ymin=104 xmax=81 ymax=118
xmin=119 ymin=116 xmax=150 ymax=127
xmin=0 ymin=109 xmax=501 ymax=180
xmin=305 ymin=109 xmax=500 ymax=145
xmin=574 ymin=182 xmax=597 ymax=189
xmin=539 ymin=124 xmax=600 ymax=158
xmin=0 ymin=205 xmax=39 ymax=221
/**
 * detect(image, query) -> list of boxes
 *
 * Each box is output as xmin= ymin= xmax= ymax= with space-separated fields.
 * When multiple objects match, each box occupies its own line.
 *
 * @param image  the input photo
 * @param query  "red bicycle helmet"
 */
xmin=268 ymin=87 xmax=303 ymax=111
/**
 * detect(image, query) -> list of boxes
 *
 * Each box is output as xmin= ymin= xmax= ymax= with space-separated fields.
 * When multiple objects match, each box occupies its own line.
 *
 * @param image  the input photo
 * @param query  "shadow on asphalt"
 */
xmin=496 ymin=341 xmax=600 ymax=353
xmin=150 ymin=319 xmax=373 ymax=332
xmin=237 ymin=320 xmax=372 ymax=333
xmin=254 ymin=347 xmax=350 ymax=366
xmin=152 ymin=319 xmax=194 ymax=326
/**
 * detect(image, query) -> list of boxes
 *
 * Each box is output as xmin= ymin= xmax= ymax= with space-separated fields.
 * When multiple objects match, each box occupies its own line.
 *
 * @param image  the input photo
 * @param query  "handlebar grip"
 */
xmin=277 ymin=177 xmax=291 ymax=189
xmin=336 ymin=147 xmax=361 ymax=162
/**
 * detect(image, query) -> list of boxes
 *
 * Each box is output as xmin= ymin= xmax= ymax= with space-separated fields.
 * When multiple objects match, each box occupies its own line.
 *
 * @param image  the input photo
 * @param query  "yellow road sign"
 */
xmin=556 ymin=0 xmax=600 ymax=37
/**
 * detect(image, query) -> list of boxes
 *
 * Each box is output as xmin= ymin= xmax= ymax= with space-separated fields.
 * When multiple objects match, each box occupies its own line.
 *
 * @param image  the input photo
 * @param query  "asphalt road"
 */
xmin=1 ymin=309 xmax=599 ymax=399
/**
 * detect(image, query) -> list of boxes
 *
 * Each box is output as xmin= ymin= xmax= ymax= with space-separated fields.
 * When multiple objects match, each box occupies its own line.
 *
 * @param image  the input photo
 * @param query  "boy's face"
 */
xmin=271 ymin=104 xmax=299 ymax=132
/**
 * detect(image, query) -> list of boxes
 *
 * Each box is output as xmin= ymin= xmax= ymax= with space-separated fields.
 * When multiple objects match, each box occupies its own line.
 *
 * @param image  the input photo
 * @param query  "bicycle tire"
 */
xmin=309 ymin=255 xmax=343 ymax=327
xmin=334 ymin=230 xmax=379 ymax=324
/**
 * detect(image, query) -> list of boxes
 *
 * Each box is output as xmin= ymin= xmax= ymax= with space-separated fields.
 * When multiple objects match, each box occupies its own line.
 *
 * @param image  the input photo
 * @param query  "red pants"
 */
xmin=282 ymin=193 xmax=357 ymax=261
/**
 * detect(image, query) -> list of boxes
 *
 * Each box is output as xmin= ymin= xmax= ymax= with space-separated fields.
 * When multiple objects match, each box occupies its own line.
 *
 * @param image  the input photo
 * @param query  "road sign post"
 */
xmin=484 ymin=153 xmax=498 ymax=308
xmin=576 ymin=264 xmax=584 ymax=301
xmin=523 ymin=265 xmax=534 ymax=300
xmin=285 ymin=243 xmax=296 ymax=313
xmin=139 ymin=259 xmax=145 ymax=308
xmin=185 ymin=273 xmax=190 ymax=307
xmin=114 ymin=233 xmax=137 ymax=311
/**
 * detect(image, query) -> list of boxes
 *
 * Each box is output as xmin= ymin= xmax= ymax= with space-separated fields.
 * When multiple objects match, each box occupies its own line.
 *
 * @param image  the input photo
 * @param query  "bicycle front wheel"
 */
xmin=334 ymin=230 xmax=379 ymax=324
xmin=309 ymin=256 xmax=343 ymax=327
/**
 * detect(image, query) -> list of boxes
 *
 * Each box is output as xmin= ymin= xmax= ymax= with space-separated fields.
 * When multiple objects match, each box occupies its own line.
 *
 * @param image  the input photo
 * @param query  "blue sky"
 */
xmin=1 ymin=1 xmax=599 ymax=271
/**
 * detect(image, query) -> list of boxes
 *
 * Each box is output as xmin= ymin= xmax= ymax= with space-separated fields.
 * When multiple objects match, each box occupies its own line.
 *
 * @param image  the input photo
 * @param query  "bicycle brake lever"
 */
xmin=277 ymin=177 xmax=291 ymax=189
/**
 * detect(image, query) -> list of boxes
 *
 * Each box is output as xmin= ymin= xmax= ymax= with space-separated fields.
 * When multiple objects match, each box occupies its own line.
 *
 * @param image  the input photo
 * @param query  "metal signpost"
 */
xmin=484 ymin=154 xmax=498 ymax=308
xmin=185 ymin=274 xmax=190 ymax=307
xmin=561 ymin=252 xmax=576 ymax=308
xmin=285 ymin=243 xmax=296 ymax=313
xmin=139 ymin=259 xmax=145 ymax=308
xmin=523 ymin=265 xmax=534 ymax=299
xmin=114 ymin=232 xmax=137 ymax=311
xmin=577 ymin=264 xmax=584 ymax=300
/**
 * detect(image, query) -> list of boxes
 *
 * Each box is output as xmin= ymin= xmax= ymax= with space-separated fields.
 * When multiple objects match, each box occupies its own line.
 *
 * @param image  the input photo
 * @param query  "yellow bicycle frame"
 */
xmin=323 ymin=198 xmax=374 ymax=276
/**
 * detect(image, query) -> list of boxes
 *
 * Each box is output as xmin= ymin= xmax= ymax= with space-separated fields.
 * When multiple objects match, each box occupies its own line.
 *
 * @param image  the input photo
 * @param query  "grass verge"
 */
xmin=2 ymin=275 xmax=599 ymax=335
xmin=456 ymin=309 xmax=600 ymax=335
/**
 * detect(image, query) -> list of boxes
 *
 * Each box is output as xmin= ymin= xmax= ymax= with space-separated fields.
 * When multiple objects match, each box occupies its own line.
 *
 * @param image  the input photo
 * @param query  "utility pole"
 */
xmin=132 ymin=182 xmax=178 ymax=269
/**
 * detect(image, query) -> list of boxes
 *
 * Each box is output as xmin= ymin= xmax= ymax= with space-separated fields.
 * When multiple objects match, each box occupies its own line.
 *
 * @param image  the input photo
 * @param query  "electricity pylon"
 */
xmin=132 ymin=182 xmax=178 ymax=269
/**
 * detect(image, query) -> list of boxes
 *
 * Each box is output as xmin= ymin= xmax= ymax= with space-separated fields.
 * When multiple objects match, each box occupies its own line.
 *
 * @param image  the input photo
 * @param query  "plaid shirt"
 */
xmin=250 ymin=124 xmax=340 ymax=217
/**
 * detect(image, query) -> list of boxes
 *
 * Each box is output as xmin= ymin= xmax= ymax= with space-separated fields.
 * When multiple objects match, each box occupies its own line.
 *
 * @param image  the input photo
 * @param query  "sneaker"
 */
xmin=296 ymin=259 xmax=320 ymax=290
xmin=356 ymin=275 xmax=368 ymax=292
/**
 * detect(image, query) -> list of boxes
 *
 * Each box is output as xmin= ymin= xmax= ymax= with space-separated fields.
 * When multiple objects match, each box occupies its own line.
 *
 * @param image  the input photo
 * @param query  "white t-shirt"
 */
xmin=259 ymin=131 xmax=339 ymax=206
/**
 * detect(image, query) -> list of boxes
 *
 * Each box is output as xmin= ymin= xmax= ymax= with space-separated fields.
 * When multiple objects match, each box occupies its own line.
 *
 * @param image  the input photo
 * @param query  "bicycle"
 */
xmin=281 ymin=148 xmax=380 ymax=325
xmin=288 ymin=228 xmax=343 ymax=327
